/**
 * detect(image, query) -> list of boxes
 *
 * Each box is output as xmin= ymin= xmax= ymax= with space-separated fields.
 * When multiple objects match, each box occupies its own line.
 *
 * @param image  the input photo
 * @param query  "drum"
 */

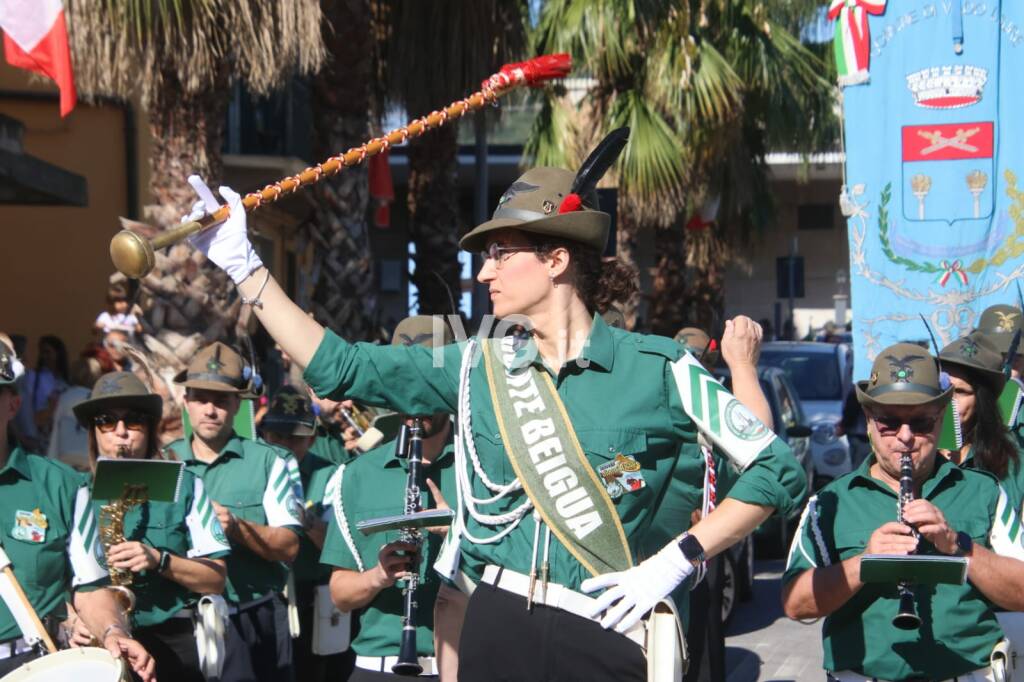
xmin=0 ymin=647 xmax=127 ymax=682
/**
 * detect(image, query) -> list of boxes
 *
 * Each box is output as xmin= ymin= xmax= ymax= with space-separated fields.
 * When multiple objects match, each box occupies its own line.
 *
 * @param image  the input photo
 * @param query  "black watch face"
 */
xmin=956 ymin=531 xmax=973 ymax=555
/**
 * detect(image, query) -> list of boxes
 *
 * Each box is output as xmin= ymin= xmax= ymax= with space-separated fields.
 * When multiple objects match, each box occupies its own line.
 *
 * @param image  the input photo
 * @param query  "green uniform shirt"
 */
xmin=320 ymin=433 xmax=457 ymax=657
xmin=310 ymin=425 xmax=354 ymax=466
xmin=952 ymin=445 xmax=1024 ymax=531
xmin=0 ymin=447 xmax=108 ymax=641
xmin=783 ymin=454 xmax=1024 ymax=680
xmin=90 ymin=469 xmax=231 ymax=628
xmin=169 ymin=435 xmax=304 ymax=603
xmin=305 ymin=314 xmax=805 ymax=593
xmin=293 ymin=452 xmax=337 ymax=586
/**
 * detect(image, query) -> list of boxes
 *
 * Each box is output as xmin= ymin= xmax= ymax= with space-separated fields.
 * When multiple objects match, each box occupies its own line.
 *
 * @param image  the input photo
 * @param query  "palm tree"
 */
xmin=377 ymin=1 xmax=527 ymax=315
xmin=530 ymin=0 xmax=836 ymax=333
xmin=66 ymin=1 xmax=325 ymax=428
xmin=303 ymin=0 xmax=379 ymax=342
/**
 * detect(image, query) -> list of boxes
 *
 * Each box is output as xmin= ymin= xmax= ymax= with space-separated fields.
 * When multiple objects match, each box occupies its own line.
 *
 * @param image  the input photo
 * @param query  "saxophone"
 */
xmin=97 ymin=446 xmax=148 ymax=612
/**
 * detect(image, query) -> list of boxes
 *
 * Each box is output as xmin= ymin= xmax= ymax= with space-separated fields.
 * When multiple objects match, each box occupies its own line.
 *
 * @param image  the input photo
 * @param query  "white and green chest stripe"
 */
xmin=669 ymin=352 xmax=777 ymax=471
xmin=991 ymin=485 xmax=1024 ymax=561
xmin=264 ymin=455 xmax=304 ymax=528
xmin=187 ymin=477 xmax=231 ymax=557
xmin=70 ymin=486 xmax=107 ymax=587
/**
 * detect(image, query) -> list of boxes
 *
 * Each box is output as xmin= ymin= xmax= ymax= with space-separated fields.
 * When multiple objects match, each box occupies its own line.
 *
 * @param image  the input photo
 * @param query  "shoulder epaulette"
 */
xmin=634 ymin=333 xmax=685 ymax=361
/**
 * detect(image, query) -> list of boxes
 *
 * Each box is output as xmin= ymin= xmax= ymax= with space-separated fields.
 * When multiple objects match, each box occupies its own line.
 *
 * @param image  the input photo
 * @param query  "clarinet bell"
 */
xmin=391 ymin=629 xmax=423 ymax=676
xmin=892 ymin=591 xmax=921 ymax=630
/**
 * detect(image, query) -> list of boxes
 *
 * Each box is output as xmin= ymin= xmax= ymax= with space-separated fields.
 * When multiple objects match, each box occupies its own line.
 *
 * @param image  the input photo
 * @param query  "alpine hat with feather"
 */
xmin=459 ymin=128 xmax=630 ymax=253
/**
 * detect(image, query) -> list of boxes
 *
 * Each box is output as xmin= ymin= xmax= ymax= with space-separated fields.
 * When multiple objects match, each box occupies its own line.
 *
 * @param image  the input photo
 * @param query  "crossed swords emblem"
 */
xmin=916 ymin=127 xmax=981 ymax=156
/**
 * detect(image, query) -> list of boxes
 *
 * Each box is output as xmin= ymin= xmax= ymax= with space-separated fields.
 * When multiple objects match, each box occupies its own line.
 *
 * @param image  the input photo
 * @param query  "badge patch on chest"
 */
xmin=597 ymin=454 xmax=646 ymax=499
xmin=12 ymin=509 xmax=48 ymax=543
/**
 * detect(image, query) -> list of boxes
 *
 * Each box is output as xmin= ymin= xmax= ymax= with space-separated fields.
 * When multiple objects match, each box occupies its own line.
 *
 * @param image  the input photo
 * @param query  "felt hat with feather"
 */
xmin=459 ymin=128 xmax=629 ymax=253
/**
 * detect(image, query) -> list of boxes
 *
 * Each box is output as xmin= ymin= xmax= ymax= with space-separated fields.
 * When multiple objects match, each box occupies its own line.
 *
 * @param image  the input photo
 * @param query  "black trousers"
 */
xmin=458 ymin=582 xmax=645 ymax=682
xmin=134 ymin=618 xmax=205 ymax=682
xmin=230 ymin=596 xmax=294 ymax=682
xmin=293 ymin=582 xmax=356 ymax=682
xmin=0 ymin=648 xmax=39 ymax=677
xmin=683 ymin=556 xmax=726 ymax=682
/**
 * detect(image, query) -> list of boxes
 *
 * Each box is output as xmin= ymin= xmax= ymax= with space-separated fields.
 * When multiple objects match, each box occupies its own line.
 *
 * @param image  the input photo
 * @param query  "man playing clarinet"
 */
xmin=321 ymin=316 xmax=459 ymax=681
xmin=782 ymin=343 xmax=1024 ymax=681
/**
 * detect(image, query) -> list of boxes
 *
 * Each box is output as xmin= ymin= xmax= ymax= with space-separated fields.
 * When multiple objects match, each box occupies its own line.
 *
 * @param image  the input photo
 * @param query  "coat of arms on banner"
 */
xmin=836 ymin=2 xmax=1024 ymax=379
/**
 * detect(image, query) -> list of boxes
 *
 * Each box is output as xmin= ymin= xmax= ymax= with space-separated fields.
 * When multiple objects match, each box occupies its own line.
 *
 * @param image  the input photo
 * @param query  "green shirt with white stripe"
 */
xmin=169 ymin=435 xmax=304 ymax=603
xmin=783 ymin=454 xmax=1024 ymax=680
xmin=292 ymin=452 xmax=337 ymax=586
xmin=90 ymin=468 xmax=230 ymax=628
xmin=319 ymin=433 xmax=456 ymax=658
xmin=0 ymin=447 xmax=108 ymax=641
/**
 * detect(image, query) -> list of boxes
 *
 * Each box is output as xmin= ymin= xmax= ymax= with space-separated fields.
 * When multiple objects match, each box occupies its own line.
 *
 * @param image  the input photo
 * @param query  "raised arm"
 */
xmin=720 ymin=316 xmax=773 ymax=430
xmin=185 ymin=179 xmax=459 ymax=415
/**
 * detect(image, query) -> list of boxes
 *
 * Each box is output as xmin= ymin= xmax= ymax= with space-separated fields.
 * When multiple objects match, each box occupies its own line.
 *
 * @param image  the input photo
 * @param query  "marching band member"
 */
xmin=70 ymin=371 xmax=234 ymax=682
xmin=166 ymin=342 xmax=305 ymax=682
xmin=180 ymin=137 xmax=806 ymax=679
xmin=782 ymin=344 xmax=1024 ymax=681
xmin=321 ymin=316 xmax=458 ymax=681
xmin=0 ymin=344 xmax=155 ymax=680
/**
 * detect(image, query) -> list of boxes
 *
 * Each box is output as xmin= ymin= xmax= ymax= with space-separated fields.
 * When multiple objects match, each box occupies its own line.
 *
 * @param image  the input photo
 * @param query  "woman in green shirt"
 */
xmin=938 ymin=333 xmax=1024 ymax=512
xmin=68 ymin=372 xmax=237 ymax=682
xmin=182 ymin=151 xmax=805 ymax=681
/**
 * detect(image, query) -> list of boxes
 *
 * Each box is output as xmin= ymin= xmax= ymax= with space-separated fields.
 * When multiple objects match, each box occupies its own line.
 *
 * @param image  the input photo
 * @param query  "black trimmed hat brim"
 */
xmin=855 ymin=381 xmax=953 ymax=410
xmin=173 ymin=369 xmax=244 ymax=394
xmin=261 ymin=420 xmax=316 ymax=437
xmin=73 ymin=393 xmax=163 ymax=428
xmin=459 ymin=210 xmax=610 ymax=253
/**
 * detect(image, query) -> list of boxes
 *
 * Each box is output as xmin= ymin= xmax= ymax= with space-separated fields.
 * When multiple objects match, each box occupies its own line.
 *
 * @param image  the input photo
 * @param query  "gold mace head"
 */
xmin=110 ymin=229 xmax=156 ymax=279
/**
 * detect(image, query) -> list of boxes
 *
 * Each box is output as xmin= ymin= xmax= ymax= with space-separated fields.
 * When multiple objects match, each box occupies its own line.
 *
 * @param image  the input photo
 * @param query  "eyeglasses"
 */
xmin=870 ymin=413 xmax=941 ymax=436
xmin=479 ymin=243 xmax=539 ymax=268
xmin=94 ymin=412 xmax=149 ymax=433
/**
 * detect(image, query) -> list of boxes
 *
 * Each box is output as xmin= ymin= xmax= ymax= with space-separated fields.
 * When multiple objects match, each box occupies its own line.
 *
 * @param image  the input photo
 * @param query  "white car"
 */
xmin=759 ymin=341 xmax=854 ymax=488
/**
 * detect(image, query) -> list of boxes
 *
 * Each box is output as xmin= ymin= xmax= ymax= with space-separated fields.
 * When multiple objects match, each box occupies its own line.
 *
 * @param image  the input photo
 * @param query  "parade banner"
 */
xmin=838 ymin=2 xmax=1024 ymax=378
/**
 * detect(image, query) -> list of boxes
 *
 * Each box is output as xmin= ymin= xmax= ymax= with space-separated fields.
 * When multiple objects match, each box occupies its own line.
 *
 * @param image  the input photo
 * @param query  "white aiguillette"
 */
xmin=860 ymin=554 xmax=969 ymax=586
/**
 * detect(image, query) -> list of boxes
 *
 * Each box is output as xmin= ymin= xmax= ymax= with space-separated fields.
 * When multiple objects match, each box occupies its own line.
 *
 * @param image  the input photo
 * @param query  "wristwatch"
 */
xmin=157 ymin=550 xmax=173 ymax=574
xmin=677 ymin=533 xmax=706 ymax=568
xmin=953 ymin=530 xmax=973 ymax=557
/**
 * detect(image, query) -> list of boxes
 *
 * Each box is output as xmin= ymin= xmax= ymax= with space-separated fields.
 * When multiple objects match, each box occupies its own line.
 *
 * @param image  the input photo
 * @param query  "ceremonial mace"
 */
xmin=110 ymin=54 xmax=571 ymax=279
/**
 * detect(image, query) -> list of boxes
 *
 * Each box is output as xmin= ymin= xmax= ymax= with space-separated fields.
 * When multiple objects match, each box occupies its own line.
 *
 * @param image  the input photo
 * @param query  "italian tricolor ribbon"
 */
xmin=828 ymin=0 xmax=887 ymax=87
xmin=937 ymin=260 xmax=968 ymax=287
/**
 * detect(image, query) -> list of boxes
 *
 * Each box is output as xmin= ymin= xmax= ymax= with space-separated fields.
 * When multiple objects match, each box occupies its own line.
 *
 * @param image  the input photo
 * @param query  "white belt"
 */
xmin=355 ymin=655 xmax=438 ymax=676
xmin=480 ymin=565 xmax=646 ymax=649
xmin=227 ymin=593 xmax=275 ymax=616
xmin=0 ymin=638 xmax=31 ymax=660
xmin=829 ymin=666 xmax=996 ymax=682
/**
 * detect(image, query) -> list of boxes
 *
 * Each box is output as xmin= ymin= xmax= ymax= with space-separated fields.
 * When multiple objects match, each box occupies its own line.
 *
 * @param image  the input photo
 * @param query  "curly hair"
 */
xmin=528 ymin=236 xmax=638 ymax=314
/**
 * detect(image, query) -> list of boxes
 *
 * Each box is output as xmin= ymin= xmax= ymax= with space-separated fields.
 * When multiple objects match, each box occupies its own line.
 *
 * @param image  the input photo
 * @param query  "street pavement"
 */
xmin=726 ymin=560 xmax=825 ymax=682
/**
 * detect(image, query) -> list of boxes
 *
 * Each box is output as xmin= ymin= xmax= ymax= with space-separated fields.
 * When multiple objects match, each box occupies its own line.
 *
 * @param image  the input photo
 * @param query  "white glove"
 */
xmin=581 ymin=540 xmax=694 ymax=633
xmin=184 ymin=175 xmax=263 ymax=285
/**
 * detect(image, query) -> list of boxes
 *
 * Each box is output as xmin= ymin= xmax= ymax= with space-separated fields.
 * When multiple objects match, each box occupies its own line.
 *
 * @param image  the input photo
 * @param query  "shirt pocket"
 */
xmin=832 ymin=528 xmax=871 ymax=562
xmin=221 ymin=488 xmax=266 ymax=526
xmin=469 ymin=429 xmax=521 ymax=485
xmin=577 ymin=428 xmax=650 ymax=505
xmin=6 ymin=531 xmax=66 ymax=590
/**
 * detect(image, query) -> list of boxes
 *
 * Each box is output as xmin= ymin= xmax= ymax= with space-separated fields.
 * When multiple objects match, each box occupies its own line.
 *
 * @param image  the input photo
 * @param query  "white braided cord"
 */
xmin=453 ymin=339 xmax=532 ymax=545
xmin=330 ymin=464 xmax=365 ymax=572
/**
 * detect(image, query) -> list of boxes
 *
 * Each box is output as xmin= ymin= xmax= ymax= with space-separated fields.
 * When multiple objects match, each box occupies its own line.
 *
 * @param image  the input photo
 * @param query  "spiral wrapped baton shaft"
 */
xmin=109 ymin=54 xmax=571 ymax=278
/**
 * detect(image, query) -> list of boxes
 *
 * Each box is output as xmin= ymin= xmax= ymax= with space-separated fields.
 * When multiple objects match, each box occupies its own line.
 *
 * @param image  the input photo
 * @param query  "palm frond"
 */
xmin=67 ymin=0 xmax=326 ymax=105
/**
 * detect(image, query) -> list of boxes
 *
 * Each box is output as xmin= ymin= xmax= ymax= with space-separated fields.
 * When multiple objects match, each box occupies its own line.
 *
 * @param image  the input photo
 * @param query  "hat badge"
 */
xmin=278 ymin=393 xmax=302 ymax=415
xmin=996 ymin=311 xmax=1019 ymax=332
xmin=97 ymin=375 xmax=124 ymax=395
xmin=206 ymin=346 xmax=225 ymax=373
xmin=885 ymin=353 xmax=925 ymax=382
xmin=959 ymin=339 xmax=979 ymax=358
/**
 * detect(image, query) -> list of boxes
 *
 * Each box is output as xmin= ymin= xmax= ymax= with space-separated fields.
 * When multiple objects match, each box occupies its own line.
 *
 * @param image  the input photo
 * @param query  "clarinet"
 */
xmin=393 ymin=419 xmax=424 ymax=676
xmin=892 ymin=451 xmax=921 ymax=630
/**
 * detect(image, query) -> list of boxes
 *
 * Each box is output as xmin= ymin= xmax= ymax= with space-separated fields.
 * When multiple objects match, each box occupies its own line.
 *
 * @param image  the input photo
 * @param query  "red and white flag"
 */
xmin=0 ymin=0 xmax=76 ymax=117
